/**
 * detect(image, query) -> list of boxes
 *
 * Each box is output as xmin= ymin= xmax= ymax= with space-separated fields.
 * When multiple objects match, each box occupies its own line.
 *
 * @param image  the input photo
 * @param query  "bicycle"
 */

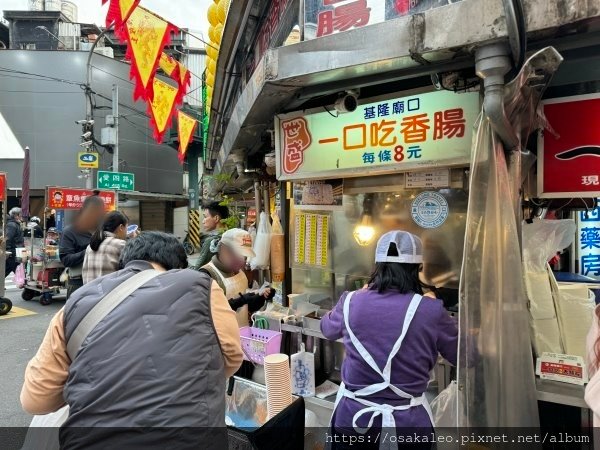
xmin=182 ymin=230 xmax=195 ymax=256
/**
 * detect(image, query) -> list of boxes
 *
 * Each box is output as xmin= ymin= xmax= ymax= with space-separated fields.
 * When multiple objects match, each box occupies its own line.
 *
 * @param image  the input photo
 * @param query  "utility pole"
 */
xmin=112 ymin=84 xmax=119 ymax=209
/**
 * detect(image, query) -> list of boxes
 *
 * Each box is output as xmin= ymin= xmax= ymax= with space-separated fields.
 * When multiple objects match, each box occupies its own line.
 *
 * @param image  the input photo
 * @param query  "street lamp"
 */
xmin=35 ymin=26 xmax=67 ymax=49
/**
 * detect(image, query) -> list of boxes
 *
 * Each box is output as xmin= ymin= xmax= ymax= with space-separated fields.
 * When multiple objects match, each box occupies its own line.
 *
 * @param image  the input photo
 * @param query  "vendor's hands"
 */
xmin=262 ymin=288 xmax=276 ymax=300
xmin=229 ymin=292 xmax=266 ymax=313
xmin=246 ymin=293 xmax=266 ymax=313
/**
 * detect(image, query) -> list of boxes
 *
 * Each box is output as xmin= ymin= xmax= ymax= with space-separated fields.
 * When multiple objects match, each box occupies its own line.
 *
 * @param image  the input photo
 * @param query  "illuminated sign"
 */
xmin=578 ymin=203 xmax=600 ymax=279
xmin=538 ymin=94 xmax=600 ymax=198
xmin=276 ymin=90 xmax=479 ymax=180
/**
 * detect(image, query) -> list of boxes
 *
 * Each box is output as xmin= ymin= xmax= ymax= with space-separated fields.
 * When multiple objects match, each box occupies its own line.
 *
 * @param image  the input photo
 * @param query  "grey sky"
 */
xmin=2 ymin=0 xmax=211 ymax=39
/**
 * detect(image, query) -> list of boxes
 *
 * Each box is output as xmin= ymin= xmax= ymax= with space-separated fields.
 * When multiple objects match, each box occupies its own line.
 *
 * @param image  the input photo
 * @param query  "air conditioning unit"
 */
xmin=93 ymin=47 xmax=114 ymax=58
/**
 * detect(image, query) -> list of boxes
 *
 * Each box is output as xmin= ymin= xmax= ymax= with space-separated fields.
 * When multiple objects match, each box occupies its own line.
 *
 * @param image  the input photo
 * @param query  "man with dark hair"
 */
xmin=21 ymin=231 xmax=242 ymax=449
xmin=59 ymin=196 xmax=105 ymax=298
xmin=193 ymin=200 xmax=230 ymax=269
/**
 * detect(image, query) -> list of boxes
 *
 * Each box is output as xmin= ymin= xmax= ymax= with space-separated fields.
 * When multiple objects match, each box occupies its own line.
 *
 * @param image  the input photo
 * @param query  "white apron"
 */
xmin=205 ymin=261 xmax=249 ymax=328
xmin=330 ymin=291 xmax=434 ymax=450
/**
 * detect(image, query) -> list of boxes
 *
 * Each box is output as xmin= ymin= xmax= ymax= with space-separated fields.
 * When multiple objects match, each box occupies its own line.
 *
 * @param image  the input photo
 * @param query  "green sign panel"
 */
xmin=97 ymin=171 xmax=135 ymax=191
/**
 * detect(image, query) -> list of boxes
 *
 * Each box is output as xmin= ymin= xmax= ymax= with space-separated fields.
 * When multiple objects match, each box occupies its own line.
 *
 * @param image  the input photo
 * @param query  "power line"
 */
xmin=0 ymin=89 xmax=81 ymax=94
xmin=0 ymin=66 xmax=85 ymax=87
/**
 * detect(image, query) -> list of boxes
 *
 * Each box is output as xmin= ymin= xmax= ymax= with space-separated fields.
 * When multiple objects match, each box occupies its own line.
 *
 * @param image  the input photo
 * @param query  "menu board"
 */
xmin=405 ymin=169 xmax=450 ymax=189
xmin=294 ymin=212 xmax=330 ymax=267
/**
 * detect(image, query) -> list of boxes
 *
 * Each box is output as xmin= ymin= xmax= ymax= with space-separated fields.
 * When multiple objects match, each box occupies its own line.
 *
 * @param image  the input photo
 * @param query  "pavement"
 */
xmin=0 ymin=287 xmax=64 ymax=427
xmin=0 ymin=253 xmax=200 ymax=428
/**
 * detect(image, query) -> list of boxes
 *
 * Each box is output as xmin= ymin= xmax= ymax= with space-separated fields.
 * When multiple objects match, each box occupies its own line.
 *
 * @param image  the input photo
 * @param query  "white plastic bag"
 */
xmin=21 ymin=405 xmax=69 ymax=450
xmin=250 ymin=212 xmax=272 ymax=270
xmin=291 ymin=344 xmax=315 ymax=397
xmin=430 ymin=381 xmax=458 ymax=427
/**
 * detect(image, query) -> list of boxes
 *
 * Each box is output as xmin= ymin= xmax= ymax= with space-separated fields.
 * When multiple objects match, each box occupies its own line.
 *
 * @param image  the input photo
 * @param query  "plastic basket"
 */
xmin=240 ymin=326 xmax=283 ymax=365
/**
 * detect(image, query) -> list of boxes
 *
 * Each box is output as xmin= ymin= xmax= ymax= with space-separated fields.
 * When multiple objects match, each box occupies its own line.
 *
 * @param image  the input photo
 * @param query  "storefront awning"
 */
xmin=209 ymin=0 xmax=600 ymax=175
xmin=0 ymin=110 xmax=24 ymax=160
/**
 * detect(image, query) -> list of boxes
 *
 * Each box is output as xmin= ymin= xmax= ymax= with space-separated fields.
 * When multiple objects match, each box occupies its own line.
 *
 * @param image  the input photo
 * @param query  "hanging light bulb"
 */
xmin=353 ymin=194 xmax=376 ymax=246
xmin=353 ymin=214 xmax=375 ymax=246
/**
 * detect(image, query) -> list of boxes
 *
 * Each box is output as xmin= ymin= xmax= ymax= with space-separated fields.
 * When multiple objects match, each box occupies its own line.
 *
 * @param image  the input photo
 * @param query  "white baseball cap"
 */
xmin=220 ymin=228 xmax=256 ymax=259
xmin=375 ymin=230 xmax=423 ymax=264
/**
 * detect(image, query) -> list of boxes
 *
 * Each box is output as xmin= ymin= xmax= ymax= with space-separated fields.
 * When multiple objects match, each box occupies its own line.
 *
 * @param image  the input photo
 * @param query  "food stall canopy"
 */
xmin=0 ymin=111 xmax=24 ymax=159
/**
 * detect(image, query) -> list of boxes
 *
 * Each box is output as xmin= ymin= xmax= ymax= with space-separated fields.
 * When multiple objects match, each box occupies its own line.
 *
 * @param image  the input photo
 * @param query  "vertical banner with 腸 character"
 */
xmin=276 ymin=90 xmax=479 ymax=180
xmin=538 ymin=94 xmax=600 ymax=198
xmin=578 ymin=204 xmax=600 ymax=279
xmin=303 ymin=0 xmax=462 ymax=40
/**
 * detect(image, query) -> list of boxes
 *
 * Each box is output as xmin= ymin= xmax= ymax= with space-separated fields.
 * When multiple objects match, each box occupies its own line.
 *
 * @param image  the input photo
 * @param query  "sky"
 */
xmin=2 ymin=0 xmax=212 ymax=40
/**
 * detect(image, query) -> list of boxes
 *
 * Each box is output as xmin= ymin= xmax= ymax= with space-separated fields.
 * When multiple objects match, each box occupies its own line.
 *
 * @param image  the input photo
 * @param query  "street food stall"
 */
xmin=234 ymin=88 xmax=481 ymax=432
xmin=235 ymin=80 xmax=600 ymax=444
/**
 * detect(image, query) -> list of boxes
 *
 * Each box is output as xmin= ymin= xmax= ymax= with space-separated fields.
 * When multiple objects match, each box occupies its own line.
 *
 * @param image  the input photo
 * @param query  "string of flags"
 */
xmin=101 ymin=0 xmax=227 ymax=162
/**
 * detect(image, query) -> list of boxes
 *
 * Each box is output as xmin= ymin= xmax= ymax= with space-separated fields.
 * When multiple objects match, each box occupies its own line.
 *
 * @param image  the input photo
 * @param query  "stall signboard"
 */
xmin=276 ymin=90 xmax=479 ymax=180
xmin=0 ymin=173 xmax=6 ymax=202
xmin=78 ymin=152 xmax=99 ymax=169
xmin=97 ymin=171 xmax=135 ymax=191
xmin=577 ymin=203 xmax=600 ymax=279
xmin=47 ymin=187 xmax=116 ymax=211
xmin=536 ymin=352 xmax=588 ymax=385
xmin=538 ymin=94 xmax=600 ymax=198
xmin=304 ymin=0 xmax=463 ymax=40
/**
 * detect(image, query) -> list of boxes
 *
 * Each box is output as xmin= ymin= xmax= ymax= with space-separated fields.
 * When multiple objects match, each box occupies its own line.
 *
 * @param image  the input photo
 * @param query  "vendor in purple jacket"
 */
xmin=321 ymin=230 xmax=458 ymax=449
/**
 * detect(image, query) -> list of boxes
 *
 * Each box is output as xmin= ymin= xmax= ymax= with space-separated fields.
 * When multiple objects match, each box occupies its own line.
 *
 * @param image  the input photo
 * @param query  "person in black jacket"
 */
xmin=59 ymin=196 xmax=105 ymax=299
xmin=5 ymin=207 xmax=24 ymax=276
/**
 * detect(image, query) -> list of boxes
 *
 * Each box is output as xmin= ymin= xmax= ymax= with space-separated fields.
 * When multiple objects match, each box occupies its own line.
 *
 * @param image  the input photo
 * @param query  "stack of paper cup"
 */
xmin=264 ymin=353 xmax=293 ymax=420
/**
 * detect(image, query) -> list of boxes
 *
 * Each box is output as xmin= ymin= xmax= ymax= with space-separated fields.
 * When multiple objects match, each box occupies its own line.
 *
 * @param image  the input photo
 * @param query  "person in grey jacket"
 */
xmin=21 ymin=232 xmax=242 ymax=449
xmin=5 ymin=207 xmax=24 ymax=276
xmin=59 ymin=196 xmax=105 ymax=298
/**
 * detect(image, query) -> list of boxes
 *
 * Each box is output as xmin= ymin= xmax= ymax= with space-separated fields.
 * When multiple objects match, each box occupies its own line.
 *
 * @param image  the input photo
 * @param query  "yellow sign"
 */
xmin=78 ymin=152 xmax=99 ymax=169
xmin=294 ymin=212 xmax=329 ymax=267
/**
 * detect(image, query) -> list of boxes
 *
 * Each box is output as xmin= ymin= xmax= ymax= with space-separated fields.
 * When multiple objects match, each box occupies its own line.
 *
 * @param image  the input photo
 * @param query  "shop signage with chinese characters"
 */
xmin=276 ymin=90 xmax=479 ymax=180
xmin=47 ymin=187 xmax=116 ymax=211
xmin=304 ymin=0 xmax=463 ymax=40
xmin=251 ymin=0 xmax=294 ymax=74
xmin=0 ymin=173 xmax=6 ymax=202
xmin=538 ymin=94 xmax=600 ymax=198
xmin=577 ymin=204 xmax=600 ymax=279
xmin=536 ymin=352 xmax=588 ymax=385
xmin=97 ymin=171 xmax=135 ymax=191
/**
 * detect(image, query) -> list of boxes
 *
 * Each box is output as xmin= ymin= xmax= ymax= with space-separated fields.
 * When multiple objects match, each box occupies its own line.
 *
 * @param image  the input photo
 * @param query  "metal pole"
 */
xmin=254 ymin=181 xmax=261 ymax=226
xmin=112 ymin=84 xmax=119 ymax=209
xmin=85 ymin=26 xmax=112 ymax=191
xmin=188 ymin=147 xmax=199 ymax=210
xmin=254 ymin=181 xmax=263 ymax=284
xmin=298 ymin=0 xmax=305 ymax=41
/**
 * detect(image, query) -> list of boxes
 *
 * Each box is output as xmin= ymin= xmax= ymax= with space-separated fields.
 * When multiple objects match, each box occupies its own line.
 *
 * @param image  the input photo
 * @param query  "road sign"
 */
xmin=97 ymin=171 xmax=135 ymax=191
xmin=78 ymin=152 xmax=99 ymax=169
